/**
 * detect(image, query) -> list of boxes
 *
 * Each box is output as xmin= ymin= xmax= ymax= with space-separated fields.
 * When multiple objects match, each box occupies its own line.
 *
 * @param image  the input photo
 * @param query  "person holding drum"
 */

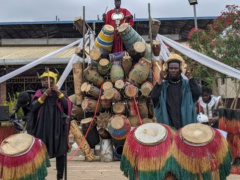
xmin=196 ymin=86 xmax=223 ymax=128
xmin=102 ymin=0 xmax=134 ymax=52
xmin=151 ymin=53 xmax=201 ymax=130
xmin=10 ymin=90 xmax=36 ymax=121
xmin=28 ymin=69 xmax=72 ymax=180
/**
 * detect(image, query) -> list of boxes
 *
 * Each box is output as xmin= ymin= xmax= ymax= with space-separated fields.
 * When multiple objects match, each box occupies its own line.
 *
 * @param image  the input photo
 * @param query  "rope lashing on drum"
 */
xmin=67 ymin=84 xmax=103 ymax=162
xmin=128 ymin=83 xmax=143 ymax=125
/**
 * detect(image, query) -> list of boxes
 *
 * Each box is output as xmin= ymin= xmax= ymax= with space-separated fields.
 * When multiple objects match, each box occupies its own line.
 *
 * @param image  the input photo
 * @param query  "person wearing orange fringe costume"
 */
xmin=151 ymin=53 xmax=201 ymax=130
xmin=27 ymin=70 xmax=72 ymax=180
xmin=102 ymin=0 xmax=134 ymax=53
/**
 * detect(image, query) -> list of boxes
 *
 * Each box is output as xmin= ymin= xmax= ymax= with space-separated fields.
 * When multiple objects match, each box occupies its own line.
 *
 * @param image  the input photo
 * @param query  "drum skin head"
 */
xmin=111 ymin=116 xmax=124 ymax=130
xmin=103 ymin=81 xmax=113 ymax=91
xmin=181 ymin=123 xmax=214 ymax=146
xmin=81 ymin=82 xmax=89 ymax=92
xmin=1 ymin=134 xmax=34 ymax=156
xmin=113 ymin=102 xmax=125 ymax=114
xmin=104 ymin=89 xmax=115 ymax=100
xmin=90 ymin=48 xmax=101 ymax=61
xmin=125 ymin=85 xmax=138 ymax=98
xmin=81 ymin=118 xmax=93 ymax=125
xmin=133 ymin=42 xmax=146 ymax=53
xmin=115 ymin=80 xmax=124 ymax=90
xmin=104 ymin=24 xmax=114 ymax=32
xmin=134 ymin=123 xmax=167 ymax=145
xmin=81 ymin=99 xmax=89 ymax=110
xmin=118 ymin=23 xmax=129 ymax=33
xmin=153 ymin=40 xmax=161 ymax=46
xmin=99 ymin=58 xmax=109 ymax=66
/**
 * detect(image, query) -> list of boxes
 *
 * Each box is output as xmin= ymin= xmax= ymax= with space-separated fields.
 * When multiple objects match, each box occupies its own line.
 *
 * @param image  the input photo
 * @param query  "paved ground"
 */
xmin=46 ymin=159 xmax=240 ymax=180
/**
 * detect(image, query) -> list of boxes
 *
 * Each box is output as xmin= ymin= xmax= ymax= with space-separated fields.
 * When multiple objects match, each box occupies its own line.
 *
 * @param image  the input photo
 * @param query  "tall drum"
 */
xmin=81 ymin=118 xmax=100 ymax=149
xmin=128 ymin=58 xmax=152 ymax=86
xmin=94 ymin=25 xmax=114 ymax=52
xmin=166 ymin=123 xmax=232 ymax=180
xmin=120 ymin=123 xmax=176 ymax=180
xmin=118 ymin=23 xmax=151 ymax=61
xmin=0 ymin=134 xmax=50 ymax=180
xmin=108 ymin=115 xmax=131 ymax=140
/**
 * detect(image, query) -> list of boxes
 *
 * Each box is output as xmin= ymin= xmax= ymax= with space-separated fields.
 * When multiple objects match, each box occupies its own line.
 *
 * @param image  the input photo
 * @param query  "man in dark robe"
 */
xmin=151 ymin=53 xmax=201 ymax=130
xmin=28 ymin=70 xmax=72 ymax=180
xmin=103 ymin=0 xmax=134 ymax=52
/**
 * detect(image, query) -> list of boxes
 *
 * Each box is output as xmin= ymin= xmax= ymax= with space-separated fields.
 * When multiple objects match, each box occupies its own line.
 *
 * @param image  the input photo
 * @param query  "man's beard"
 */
xmin=168 ymin=74 xmax=181 ymax=81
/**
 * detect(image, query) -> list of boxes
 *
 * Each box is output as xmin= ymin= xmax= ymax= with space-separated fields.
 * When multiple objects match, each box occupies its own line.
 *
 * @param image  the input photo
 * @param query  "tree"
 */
xmin=187 ymin=5 xmax=240 ymax=107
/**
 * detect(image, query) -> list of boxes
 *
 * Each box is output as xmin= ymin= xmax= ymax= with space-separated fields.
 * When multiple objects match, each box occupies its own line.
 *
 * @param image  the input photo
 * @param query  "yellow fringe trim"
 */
xmin=123 ymin=140 xmax=171 ymax=171
xmin=171 ymin=135 xmax=229 ymax=174
xmin=2 ymin=143 xmax=48 ymax=179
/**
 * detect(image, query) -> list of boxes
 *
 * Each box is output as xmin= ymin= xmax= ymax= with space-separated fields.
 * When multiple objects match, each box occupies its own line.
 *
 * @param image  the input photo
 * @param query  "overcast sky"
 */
xmin=0 ymin=0 xmax=239 ymax=22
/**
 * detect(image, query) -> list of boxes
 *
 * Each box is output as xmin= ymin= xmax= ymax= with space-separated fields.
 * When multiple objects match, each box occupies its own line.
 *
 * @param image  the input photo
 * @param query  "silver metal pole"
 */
xmin=193 ymin=4 xmax=198 ymax=29
xmin=148 ymin=3 xmax=153 ymax=63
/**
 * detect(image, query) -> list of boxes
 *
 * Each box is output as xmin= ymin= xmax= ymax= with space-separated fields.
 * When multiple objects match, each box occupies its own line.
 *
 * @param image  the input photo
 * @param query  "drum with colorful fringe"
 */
xmin=166 ymin=123 xmax=232 ymax=180
xmin=120 ymin=123 xmax=176 ymax=180
xmin=94 ymin=24 xmax=114 ymax=52
xmin=108 ymin=115 xmax=131 ymax=140
xmin=219 ymin=108 xmax=240 ymax=174
xmin=0 ymin=133 xmax=50 ymax=180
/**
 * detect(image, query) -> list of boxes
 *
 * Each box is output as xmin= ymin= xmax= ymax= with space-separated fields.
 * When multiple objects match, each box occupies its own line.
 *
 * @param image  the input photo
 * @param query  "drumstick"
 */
xmin=47 ymin=68 xmax=50 ymax=88
xmin=105 ymin=6 xmax=108 ymax=13
xmin=155 ymin=62 xmax=161 ymax=71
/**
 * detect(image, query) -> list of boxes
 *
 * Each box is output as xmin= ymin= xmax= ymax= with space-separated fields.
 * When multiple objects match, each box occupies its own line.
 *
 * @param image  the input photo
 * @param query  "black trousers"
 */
xmin=56 ymin=155 xmax=65 ymax=180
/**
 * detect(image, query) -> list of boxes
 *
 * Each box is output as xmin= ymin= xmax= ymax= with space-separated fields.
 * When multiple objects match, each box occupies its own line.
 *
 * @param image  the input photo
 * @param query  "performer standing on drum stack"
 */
xmin=102 ymin=0 xmax=134 ymax=52
xmin=151 ymin=53 xmax=201 ymax=130
xmin=196 ymin=86 xmax=223 ymax=128
xmin=28 ymin=69 xmax=72 ymax=180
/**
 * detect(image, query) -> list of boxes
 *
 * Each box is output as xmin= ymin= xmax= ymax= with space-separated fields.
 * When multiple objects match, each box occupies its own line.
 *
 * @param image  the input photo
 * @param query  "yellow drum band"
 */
xmin=94 ymin=27 xmax=114 ymax=51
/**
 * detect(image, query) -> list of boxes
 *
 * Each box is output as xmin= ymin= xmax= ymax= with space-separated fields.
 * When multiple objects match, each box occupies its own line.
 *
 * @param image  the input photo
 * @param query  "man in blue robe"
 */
xmin=151 ymin=54 xmax=200 ymax=130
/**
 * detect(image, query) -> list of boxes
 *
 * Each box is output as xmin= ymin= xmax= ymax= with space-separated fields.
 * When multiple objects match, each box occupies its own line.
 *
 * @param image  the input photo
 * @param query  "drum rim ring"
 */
xmin=0 ymin=135 xmax=35 ymax=157
xmin=180 ymin=125 xmax=215 ymax=146
xmin=134 ymin=123 xmax=168 ymax=146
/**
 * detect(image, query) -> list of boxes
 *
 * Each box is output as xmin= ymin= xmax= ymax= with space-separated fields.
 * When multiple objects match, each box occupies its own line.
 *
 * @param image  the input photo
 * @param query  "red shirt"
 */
xmin=105 ymin=8 xmax=134 ymax=53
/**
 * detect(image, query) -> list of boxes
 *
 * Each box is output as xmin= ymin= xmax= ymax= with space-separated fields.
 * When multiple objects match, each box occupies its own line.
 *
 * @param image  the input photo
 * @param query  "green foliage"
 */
xmin=187 ymin=5 xmax=240 ymax=87
xmin=4 ymin=93 xmax=24 ymax=118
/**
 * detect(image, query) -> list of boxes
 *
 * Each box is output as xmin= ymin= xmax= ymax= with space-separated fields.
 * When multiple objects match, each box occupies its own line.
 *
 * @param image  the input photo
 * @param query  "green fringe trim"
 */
xmin=120 ymin=155 xmax=171 ymax=180
xmin=14 ymin=154 xmax=50 ymax=180
xmin=165 ymin=151 xmax=232 ymax=180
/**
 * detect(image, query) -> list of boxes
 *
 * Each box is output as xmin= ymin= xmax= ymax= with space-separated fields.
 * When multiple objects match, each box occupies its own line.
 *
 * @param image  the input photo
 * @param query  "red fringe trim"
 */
xmin=227 ymin=133 xmax=240 ymax=159
xmin=219 ymin=117 xmax=240 ymax=134
xmin=174 ymin=128 xmax=222 ymax=158
xmin=231 ymin=165 xmax=240 ymax=174
xmin=125 ymin=124 xmax=175 ymax=158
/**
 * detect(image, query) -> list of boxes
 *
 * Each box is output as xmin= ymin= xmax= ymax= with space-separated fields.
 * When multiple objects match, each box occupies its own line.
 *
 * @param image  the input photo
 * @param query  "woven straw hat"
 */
xmin=163 ymin=53 xmax=187 ymax=73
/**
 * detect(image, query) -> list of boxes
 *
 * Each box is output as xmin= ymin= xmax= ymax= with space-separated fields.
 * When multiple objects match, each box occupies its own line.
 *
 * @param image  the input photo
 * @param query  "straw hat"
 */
xmin=163 ymin=53 xmax=187 ymax=73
